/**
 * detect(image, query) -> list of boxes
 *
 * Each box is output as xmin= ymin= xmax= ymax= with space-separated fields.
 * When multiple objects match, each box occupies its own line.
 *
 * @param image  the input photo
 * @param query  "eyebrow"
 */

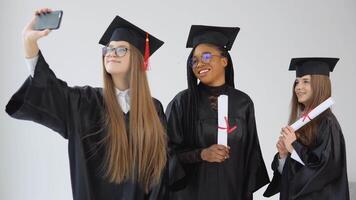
xmin=296 ymin=77 xmax=311 ymax=81
xmin=108 ymin=44 xmax=128 ymax=48
xmin=193 ymin=52 xmax=212 ymax=57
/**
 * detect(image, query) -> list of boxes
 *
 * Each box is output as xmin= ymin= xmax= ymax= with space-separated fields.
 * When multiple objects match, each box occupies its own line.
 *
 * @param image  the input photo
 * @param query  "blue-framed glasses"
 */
xmin=190 ymin=52 xmax=222 ymax=69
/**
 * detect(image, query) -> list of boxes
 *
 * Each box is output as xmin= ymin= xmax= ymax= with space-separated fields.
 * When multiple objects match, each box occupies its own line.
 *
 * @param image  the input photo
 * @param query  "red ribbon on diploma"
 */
xmin=218 ymin=116 xmax=237 ymax=134
xmin=302 ymin=110 xmax=312 ymax=122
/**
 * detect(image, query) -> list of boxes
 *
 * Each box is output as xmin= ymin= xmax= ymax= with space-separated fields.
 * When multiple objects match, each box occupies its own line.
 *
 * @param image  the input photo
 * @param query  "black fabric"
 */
xmin=186 ymin=25 xmax=240 ymax=50
xmin=98 ymin=15 xmax=164 ymax=56
xmin=264 ymin=111 xmax=350 ymax=200
xmin=288 ymin=57 xmax=339 ymax=77
xmin=5 ymin=51 xmax=168 ymax=200
xmin=166 ymin=83 xmax=270 ymax=200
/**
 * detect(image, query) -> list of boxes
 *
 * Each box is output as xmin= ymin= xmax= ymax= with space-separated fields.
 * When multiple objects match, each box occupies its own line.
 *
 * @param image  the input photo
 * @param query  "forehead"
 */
xmin=193 ymin=43 xmax=220 ymax=56
xmin=296 ymin=74 xmax=311 ymax=80
xmin=108 ymin=40 xmax=130 ymax=47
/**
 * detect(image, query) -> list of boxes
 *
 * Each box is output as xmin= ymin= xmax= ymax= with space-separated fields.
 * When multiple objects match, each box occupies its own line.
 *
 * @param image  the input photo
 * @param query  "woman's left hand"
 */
xmin=281 ymin=126 xmax=297 ymax=153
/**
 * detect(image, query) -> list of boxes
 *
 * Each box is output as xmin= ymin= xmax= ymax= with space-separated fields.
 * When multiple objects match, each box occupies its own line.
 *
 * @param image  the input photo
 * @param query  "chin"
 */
xmin=199 ymin=79 xmax=212 ymax=86
xmin=297 ymin=98 xmax=305 ymax=104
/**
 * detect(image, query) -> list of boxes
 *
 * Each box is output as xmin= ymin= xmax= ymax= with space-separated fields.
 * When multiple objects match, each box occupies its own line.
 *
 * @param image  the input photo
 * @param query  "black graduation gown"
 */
xmin=166 ymin=84 xmax=270 ymax=200
xmin=5 ymin=51 xmax=168 ymax=200
xmin=264 ymin=111 xmax=349 ymax=200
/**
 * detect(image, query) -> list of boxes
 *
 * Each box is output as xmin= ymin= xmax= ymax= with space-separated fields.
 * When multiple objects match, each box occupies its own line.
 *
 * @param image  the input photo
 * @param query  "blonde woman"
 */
xmin=6 ymin=8 xmax=167 ymax=200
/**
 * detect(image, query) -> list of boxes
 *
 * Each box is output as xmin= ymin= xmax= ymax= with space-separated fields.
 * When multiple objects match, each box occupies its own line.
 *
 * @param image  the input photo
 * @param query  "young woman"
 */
xmin=6 ymin=9 xmax=167 ymax=200
xmin=166 ymin=25 xmax=270 ymax=200
xmin=264 ymin=57 xmax=349 ymax=199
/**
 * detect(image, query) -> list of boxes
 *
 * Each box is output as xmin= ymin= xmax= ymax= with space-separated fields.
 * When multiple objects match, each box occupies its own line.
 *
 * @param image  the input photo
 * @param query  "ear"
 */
xmin=221 ymin=57 xmax=228 ymax=68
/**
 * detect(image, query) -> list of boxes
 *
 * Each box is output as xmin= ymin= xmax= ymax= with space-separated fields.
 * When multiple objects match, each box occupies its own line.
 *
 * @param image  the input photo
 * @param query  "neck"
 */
xmin=112 ymin=74 xmax=129 ymax=91
xmin=207 ymin=79 xmax=226 ymax=87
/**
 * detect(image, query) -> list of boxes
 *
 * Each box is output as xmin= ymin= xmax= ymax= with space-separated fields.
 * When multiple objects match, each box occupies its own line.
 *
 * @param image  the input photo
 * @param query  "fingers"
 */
xmin=41 ymin=29 xmax=51 ymax=36
xmin=211 ymin=151 xmax=226 ymax=162
xmin=286 ymin=126 xmax=295 ymax=133
xmin=35 ymin=8 xmax=52 ymax=16
xmin=204 ymin=145 xmax=231 ymax=163
xmin=282 ymin=127 xmax=290 ymax=135
xmin=212 ymin=145 xmax=230 ymax=157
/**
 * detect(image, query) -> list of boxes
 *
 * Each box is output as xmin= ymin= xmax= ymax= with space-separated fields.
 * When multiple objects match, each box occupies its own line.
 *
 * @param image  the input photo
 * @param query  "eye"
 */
xmin=202 ymin=53 xmax=212 ymax=61
xmin=190 ymin=57 xmax=198 ymax=67
xmin=116 ymin=47 xmax=127 ymax=53
xmin=102 ymin=46 xmax=113 ymax=56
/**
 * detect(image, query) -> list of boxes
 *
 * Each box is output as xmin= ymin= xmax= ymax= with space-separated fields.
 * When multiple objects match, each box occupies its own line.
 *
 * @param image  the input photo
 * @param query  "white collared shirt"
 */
xmin=115 ymin=88 xmax=130 ymax=113
xmin=25 ymin=55 xmax=131 ymax=113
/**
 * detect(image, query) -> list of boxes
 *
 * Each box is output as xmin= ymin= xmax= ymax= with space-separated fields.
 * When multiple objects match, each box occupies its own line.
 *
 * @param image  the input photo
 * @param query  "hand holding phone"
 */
xmin=23 ymin=8 xmax=61 ymax=58
xmin=33 ymin=10 xmax=63 ymax=30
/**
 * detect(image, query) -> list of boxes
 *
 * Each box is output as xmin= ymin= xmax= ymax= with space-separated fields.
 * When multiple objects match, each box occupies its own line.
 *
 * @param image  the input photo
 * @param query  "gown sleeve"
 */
xmin=263 ymin=153 xmax=283 ymax=197
xmin=243 ymin=101 xmax=270 ymax=196
xmin=5 ymin=51 xmax=98 ymax=139
xmin=288 ymin=116 xmax=347 ymax=198
xmin=264 ymin=114 xmax=348 ymax=199
xmin=148 ymin=99 xmax=169 ymax=200
xmin=165 ymin=94 xmax=203 ymax=190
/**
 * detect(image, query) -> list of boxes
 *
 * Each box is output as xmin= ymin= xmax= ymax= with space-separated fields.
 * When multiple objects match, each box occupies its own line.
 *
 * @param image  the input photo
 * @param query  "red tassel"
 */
xmin=143 ymin=33 xmax=150 ymax=70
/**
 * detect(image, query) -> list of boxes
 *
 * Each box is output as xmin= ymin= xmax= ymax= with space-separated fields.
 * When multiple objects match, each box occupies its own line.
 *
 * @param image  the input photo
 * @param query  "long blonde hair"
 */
xmin=102 ymin=44 xmax=167 ymax=191
xmin=289 ymin=75 xmax=332 ymax=147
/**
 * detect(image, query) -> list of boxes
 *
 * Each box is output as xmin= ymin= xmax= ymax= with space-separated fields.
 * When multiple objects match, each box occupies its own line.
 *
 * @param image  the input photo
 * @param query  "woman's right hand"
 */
xmin=23 ymin=8 xmax=52 ymax=58
xmin=201 ymin=144 xmax=230 ymax=163
xmin=277 ymin=137 xmax=288 ymax=159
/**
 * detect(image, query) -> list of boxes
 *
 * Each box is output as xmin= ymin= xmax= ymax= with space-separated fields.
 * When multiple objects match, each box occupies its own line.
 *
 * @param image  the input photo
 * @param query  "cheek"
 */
xmin=121 ymin=57 xmax=130 ymax=70
xmin=306 ymin=85 xmax=312 ymax=94
xmin=212 ymin=63 xmax=225 ymax=75
xmin=192 ymin=68 xmax=199 ymax=77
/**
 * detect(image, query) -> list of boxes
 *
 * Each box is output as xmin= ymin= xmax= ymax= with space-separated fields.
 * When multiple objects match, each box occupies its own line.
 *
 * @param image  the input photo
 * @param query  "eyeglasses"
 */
xmin=102 ymin=46 xmax=129 ymax=57
xmin=190 ymin=52 xmax=222 ymax=69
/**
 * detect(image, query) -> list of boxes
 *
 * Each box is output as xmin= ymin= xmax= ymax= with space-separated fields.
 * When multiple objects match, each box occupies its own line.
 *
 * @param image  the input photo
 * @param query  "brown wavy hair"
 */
xmin=288 ymin=75 xmax=332 ymax=147
xmin=102 ymin=44 xmax=167 ymax=191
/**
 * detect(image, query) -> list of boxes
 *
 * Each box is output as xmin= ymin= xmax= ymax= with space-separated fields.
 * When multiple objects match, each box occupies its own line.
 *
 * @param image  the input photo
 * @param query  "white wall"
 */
xmin=1 ymin=0 xmax=355 ymax=199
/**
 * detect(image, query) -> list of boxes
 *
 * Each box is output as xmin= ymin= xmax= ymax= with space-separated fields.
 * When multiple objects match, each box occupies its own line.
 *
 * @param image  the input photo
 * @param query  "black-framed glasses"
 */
xmin=190 ymin=52 xmax=222 ymax=69
xmin=102 ymin=46 xmax=129 ymax=57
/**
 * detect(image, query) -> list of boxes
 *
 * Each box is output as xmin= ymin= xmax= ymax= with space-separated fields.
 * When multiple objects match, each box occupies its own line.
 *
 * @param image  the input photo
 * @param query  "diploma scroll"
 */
xmin=290 ymin=97 xmax=334 ymax=131
xmin=217 ymin=95 xmax=228 ymax=146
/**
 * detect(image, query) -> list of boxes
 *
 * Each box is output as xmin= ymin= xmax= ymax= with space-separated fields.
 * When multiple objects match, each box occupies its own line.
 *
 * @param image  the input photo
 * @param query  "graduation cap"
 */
xmin=186 ymin=25 xmax=240 ymax=50
xmin=289 ymin=57 xmax=339 ymax=77
xmin=99 ymin=16 xmax=164 ymax=70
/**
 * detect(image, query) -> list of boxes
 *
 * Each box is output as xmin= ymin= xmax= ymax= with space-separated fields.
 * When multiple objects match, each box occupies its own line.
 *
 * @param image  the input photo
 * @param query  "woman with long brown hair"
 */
xmin=5 ymin=8 xmax=167 ymax=200
xmin=264 ymin=57 xmax=349 ymax=199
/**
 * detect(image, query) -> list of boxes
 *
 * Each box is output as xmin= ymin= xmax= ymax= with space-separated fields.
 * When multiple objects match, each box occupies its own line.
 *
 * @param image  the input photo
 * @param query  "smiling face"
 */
xmin=294 ymin=75 xmax=313 ymax=106
xmin=104 ymin=41 xmax=131 ymax=77
xmin=191 ymin=44 xmax=228 ymax=87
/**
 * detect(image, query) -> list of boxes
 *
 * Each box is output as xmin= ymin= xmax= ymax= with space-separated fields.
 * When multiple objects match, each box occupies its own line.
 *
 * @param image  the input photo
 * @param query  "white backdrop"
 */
xmin=1 ymin=0 xmax=355 ymax=199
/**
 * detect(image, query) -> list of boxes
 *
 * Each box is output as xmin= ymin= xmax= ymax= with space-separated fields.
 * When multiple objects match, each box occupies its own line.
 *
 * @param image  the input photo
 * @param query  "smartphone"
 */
xmin=33 ymin=10 xmax=63 ymax=31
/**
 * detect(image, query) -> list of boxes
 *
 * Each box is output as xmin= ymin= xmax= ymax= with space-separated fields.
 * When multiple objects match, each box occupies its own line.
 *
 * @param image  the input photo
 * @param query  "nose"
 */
xmin=196 ymin=59 xmax=206 ymax=68
xmin=295 ymin=82 xmax=303 ymax=91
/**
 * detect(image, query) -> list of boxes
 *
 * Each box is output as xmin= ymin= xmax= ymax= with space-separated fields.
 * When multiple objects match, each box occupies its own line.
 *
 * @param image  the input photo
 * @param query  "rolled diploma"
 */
xmin=289 ymin=97 xmax=334 ymax=166
xmin=217 ymin=95 xmax=228 ymax=146
xmin=290 ymin=97 xmax=334 ymax=131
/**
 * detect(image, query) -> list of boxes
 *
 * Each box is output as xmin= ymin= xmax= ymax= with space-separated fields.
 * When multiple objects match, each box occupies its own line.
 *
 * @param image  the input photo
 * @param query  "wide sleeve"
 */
xmin=148 ymin=162 xmax=169 ymax=200
xmin=288 ymin=116 xmax=347 ymax=198
xmin=166 ymin=93 xmax=206 ymax=190
xmin=165 ymin=97 xmax=187 ymax=188
xmin=5 ymin=51 xmax=97 ymax=139
xmin=243 ymin=101 xmax=270 ymax=196
xmin=263 ymin=153 xmax=283 ymax=197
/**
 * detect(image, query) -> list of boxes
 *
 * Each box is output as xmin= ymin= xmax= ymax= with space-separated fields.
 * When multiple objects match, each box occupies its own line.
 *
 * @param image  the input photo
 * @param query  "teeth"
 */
xmin=199 ymin=69 xmax=209 ymax=74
